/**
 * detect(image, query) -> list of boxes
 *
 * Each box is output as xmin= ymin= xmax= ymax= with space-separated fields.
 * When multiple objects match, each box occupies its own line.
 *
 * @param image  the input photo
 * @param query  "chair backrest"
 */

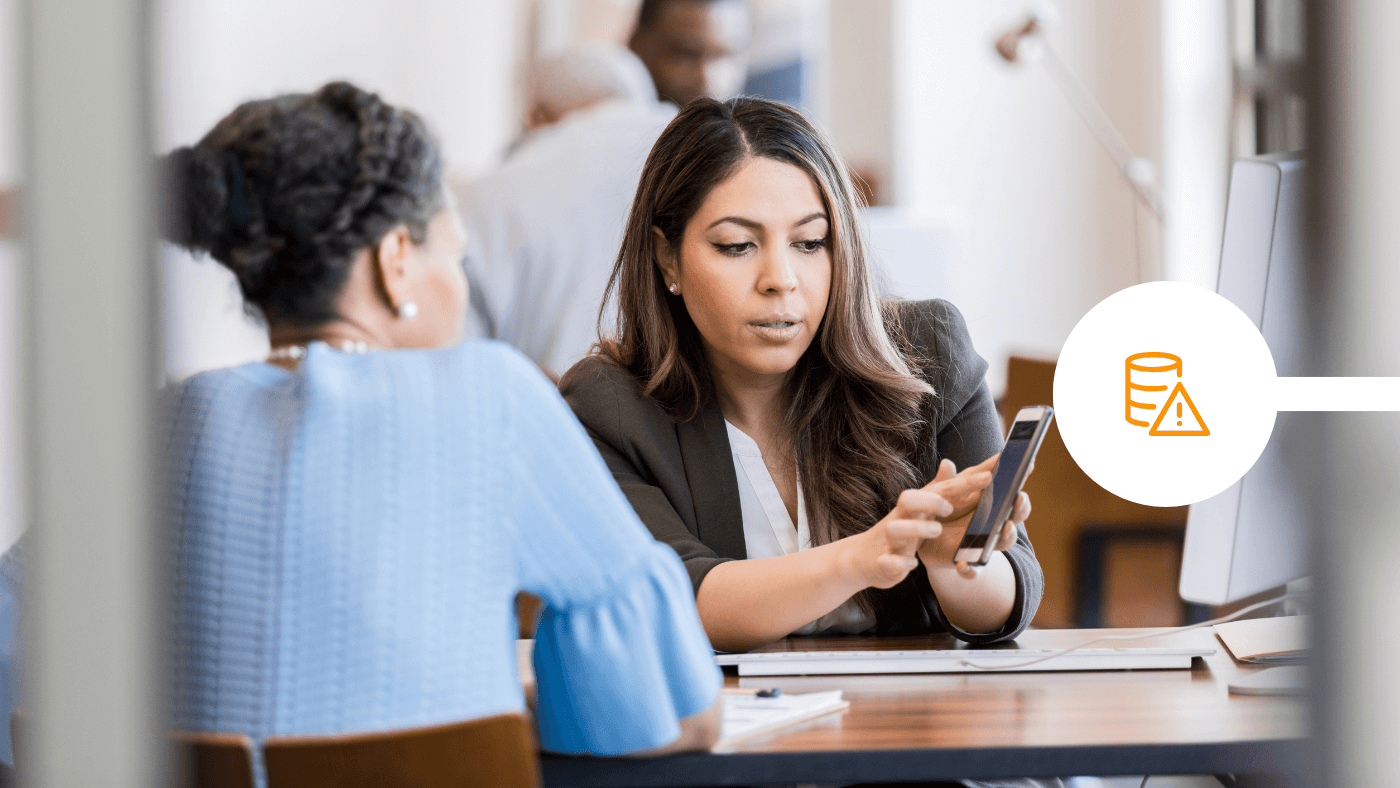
xmin=263 ymin=713 xmax=540 ymax=788
xmin=175 ymin=732 xmax=257 ymax=788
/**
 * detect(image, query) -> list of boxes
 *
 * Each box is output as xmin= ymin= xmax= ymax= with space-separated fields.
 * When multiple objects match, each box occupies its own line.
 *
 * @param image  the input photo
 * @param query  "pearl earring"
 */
xmin=668 ymin=283 xmax=679 ymax=295
xmin=398 ymin=301 xmax=419 ymax=320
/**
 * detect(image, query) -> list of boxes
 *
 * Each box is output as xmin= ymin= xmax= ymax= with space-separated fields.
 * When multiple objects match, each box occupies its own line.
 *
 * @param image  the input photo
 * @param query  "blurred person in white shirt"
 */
xmin=458 ymin=46 xmax=677 ymax=377
xmin=460 ymin=1 xmax=750 ymax=379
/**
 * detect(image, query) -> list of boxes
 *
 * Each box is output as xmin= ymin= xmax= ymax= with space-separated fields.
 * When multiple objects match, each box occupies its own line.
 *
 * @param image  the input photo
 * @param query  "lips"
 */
xmin=749 ymin=316 xmax=803 ymax=342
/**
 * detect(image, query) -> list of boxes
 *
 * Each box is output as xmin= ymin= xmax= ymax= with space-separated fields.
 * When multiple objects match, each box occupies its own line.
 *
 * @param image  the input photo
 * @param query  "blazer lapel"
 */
xmin=676 ymin=403 xmax=747 ymax=560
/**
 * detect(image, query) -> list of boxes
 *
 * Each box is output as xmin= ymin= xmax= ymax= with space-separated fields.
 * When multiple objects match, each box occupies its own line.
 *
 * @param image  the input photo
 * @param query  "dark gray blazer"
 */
xmin=560 ymin=299 xmax=1043 ymax=644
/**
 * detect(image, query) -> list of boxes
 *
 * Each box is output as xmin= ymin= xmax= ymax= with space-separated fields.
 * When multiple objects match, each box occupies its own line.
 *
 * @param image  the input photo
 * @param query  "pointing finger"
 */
xmin=885 ymin=518 xmax=943 ymax=543
xmin=960 ymin=454 xmax=998 ymax=476
xmin=895 ymin=489 xmax=954 ymax=520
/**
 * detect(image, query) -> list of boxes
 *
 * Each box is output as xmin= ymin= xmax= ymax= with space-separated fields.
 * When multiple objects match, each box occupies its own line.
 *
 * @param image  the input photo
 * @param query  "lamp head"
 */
xmin=994 ymin=1 xmax=1061 ymax=64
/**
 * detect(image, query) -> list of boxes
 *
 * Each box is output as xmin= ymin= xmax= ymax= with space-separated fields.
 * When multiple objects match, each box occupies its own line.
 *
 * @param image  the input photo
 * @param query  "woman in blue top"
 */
xmin=160 ymin=81 xmax=720 ymax=763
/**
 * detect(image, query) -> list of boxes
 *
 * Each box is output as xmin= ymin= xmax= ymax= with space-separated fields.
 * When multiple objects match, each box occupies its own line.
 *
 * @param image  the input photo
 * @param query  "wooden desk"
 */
xmin=536 ymin=629 xmax=1308 ymax=787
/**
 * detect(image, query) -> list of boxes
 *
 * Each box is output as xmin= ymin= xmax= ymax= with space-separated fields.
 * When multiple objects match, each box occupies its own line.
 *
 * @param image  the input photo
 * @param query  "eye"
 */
xmin=794 ymin=237 xmax=829 ymax=254
xmin=713 ymin=242 xmax=754 ymax=257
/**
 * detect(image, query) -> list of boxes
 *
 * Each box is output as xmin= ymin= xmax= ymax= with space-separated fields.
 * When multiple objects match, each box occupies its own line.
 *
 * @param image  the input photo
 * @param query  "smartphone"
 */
xmin=953 ymin=405 xmax=1054 ymax=567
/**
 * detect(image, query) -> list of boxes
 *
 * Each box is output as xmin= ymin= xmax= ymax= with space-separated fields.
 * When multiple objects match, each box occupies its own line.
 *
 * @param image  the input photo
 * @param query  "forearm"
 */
xmin=695 ymin=541 xmax=866 ymax=653
xmin=921 ymin=551 xmax=1017 ymax=634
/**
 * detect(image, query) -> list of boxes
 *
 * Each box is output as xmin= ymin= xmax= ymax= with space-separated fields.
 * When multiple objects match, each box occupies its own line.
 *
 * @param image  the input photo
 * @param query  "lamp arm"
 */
xmin=1038 ymin=43 xmax=1167 ymax=222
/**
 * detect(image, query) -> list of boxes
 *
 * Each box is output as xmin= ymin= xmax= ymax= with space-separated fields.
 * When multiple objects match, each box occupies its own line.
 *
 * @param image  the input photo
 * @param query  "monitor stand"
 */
xmin=1228 ymin=665 xmax=1307 ymax=696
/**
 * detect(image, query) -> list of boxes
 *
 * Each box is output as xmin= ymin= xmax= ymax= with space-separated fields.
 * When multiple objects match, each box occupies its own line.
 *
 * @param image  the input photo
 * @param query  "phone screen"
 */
xmin=964 ymin=419 xmax=1039 ymax=539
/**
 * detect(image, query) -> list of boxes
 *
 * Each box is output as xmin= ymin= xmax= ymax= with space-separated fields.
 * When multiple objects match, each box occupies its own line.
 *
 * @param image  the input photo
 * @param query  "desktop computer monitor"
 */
xmin=1178 ymin=152 xmax=1310 ymax=606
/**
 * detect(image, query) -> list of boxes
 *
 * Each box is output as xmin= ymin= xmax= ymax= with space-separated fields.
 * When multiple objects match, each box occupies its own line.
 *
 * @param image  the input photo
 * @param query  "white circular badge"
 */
xmin=1053 ymin=281 xmax=1277 ymax=507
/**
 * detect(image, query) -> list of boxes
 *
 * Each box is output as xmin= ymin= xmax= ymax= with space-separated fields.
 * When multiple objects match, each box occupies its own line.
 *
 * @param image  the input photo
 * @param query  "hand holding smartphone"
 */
xmin=953 ymin=405 xmax=1054 ymax=567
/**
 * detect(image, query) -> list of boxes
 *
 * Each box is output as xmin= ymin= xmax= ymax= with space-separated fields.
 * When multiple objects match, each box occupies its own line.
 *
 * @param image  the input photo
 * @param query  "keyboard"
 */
xmin=714 ymin=645 xmax=1215 ymax=676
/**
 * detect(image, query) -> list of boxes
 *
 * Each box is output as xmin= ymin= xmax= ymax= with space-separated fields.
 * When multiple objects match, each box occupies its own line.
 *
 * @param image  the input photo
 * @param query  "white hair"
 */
xmin=527 ymin=45 xmax=657 ymax=123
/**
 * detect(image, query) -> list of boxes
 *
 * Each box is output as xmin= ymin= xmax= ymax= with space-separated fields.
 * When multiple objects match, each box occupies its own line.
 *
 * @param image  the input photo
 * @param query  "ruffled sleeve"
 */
xmin=531 ymin=541 xmax=720 ymax=754
xmin=490 ymin=344 xmax=721 ymax=755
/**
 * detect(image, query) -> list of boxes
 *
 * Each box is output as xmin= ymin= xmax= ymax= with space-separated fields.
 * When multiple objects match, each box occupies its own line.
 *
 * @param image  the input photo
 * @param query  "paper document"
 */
xmin=719 ymin=689 xmax=848 ymax=745
xmin=1215 ymin=616 xmax=1308 ymax=664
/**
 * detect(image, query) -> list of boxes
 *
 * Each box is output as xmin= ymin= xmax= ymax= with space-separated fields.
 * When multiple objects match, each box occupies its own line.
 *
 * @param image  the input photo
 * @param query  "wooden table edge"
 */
xmin=540 ymin=737 xmax=1310 ymax=787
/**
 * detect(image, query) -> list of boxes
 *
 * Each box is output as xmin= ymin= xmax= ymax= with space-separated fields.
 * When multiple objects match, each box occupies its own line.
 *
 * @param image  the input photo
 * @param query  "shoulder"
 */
xmin=542 ymin=101 xmax=676 ymax=151
xmin=890 ymin=299 xmax=975 ymax=359
xmin=559 ymin=355 xmax=674 ymax=445
xmin=432 ymin=339 xmax=541 ymax=378
xmin=426 ymin=341 xmax=569 ymax=418
xmin=162 ymin=362 xmax=290 ymax=415
xmin=889 ymin=298 xmax=989 ymax=406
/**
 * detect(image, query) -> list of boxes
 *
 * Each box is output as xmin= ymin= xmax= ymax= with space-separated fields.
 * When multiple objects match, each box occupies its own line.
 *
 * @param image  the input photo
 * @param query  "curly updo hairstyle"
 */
xmin=161 ymin=81 xmax=444 ymax=326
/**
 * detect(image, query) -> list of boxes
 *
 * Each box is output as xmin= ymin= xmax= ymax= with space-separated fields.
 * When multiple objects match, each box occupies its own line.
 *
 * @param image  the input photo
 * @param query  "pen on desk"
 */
xmin=722 ymin=687 xmax=781 ymax=698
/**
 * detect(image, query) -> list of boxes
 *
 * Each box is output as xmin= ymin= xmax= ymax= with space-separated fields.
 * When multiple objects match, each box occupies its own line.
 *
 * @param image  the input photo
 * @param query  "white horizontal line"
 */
xmin=1274 ymin=377 xmax=1400 ymax=411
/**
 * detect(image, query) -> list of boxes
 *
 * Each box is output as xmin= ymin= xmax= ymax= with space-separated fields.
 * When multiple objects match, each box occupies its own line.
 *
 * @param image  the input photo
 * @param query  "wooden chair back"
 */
xmin=263 ymin=713 xmax=540 ymax=788
xmin=174 ymin=732 xmax=257 ymax=788
xmin=1002 ymin=356 xmax=1189 ymax=627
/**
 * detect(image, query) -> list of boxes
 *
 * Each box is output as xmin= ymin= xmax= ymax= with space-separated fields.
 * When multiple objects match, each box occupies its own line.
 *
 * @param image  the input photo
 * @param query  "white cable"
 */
xmin=959 ymin=590 xmax=1307 ymax=670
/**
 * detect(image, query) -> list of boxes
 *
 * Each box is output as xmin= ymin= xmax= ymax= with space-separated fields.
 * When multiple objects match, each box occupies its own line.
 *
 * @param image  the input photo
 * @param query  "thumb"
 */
xmin=955 ymin=560 xmax=982 ymax=580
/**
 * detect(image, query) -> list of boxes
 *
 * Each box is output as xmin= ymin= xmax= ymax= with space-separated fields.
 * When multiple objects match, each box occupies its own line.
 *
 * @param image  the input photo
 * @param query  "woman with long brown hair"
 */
xmin=561 ymin=97 xmax=1044 ymax=653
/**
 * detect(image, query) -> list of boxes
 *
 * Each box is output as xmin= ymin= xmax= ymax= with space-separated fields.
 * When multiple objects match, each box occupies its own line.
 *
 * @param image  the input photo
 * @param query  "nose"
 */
xmin=756 ymin=246 xmax=799 ymax=295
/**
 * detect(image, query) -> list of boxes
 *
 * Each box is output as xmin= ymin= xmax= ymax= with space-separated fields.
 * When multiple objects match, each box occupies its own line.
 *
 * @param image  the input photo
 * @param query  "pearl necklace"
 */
xmin=267 ymin=340 xmax=371 ymax=362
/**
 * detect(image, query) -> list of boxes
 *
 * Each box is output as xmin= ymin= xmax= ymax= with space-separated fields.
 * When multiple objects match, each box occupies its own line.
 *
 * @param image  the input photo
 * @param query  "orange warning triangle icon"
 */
xmin=1149 ymin=382 xmax=1209 ymax=436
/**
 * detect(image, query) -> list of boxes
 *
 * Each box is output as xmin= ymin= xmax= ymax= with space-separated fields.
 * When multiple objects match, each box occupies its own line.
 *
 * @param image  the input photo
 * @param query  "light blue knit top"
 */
xmin=167 ymin=340 xmax=719 ymax=756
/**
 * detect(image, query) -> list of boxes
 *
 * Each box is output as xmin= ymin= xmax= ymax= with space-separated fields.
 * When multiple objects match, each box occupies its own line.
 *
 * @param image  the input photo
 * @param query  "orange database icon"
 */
xmin=1125 ymin=352 xmax=1181 ymax=427
xmin=1124 ymin=352 xmax=1209 ymax=437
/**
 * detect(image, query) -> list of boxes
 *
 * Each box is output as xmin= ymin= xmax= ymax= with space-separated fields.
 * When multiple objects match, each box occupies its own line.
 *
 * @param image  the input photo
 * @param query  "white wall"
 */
xmin=0 ymin=241 xmax=20 ymax=553
xmin=0 ymin=0 xmax=21 ymax=552
xmin=1161 ymin=1 xmax=1231 ymax=289
xmin=828 ymin=0 xmax=893 ymax=196
xmin=868 ymin=0 xmax=1164 ymax=395
xmin=0 ymin=0 xmax=16 ymax=185
xmin=155 ymin=0 xmax=527 ymax=378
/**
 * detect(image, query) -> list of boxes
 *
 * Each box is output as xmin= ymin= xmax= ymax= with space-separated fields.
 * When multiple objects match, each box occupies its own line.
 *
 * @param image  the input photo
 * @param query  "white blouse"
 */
xmin=724 ymin=420 xmax=877 ymax=635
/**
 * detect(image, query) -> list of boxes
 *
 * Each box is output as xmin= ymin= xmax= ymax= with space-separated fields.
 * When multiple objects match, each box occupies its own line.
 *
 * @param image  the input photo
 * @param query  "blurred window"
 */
xmin=1232 ymin=0 xmax=1305 ymax=156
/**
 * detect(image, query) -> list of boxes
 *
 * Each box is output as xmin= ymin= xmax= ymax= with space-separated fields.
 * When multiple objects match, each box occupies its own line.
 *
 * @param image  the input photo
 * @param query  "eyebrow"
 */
xmin=706 ymin=212 xmax=829 ymax=231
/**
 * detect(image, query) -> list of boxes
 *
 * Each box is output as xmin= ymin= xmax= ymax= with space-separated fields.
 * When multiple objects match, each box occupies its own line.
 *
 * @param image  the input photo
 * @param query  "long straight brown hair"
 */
xmin=598 ymin=97 xmax=934 ymax=613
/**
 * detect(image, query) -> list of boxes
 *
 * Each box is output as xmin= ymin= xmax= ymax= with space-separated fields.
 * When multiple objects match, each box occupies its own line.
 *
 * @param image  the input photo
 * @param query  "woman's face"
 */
xmin=399 ymin=203 xmax=469 ymax=349
xmin=659 ymin=156 xmax=832 ymax=385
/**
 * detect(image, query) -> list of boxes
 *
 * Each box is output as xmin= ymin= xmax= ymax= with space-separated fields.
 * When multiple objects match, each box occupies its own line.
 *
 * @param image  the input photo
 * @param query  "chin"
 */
xmin=738 ymin=348 xmax=808 ymax=378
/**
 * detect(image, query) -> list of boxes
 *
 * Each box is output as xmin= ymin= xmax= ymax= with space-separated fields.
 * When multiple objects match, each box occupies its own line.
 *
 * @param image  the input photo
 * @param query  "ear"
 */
xmin=652 ymin=226 xmax=680 ymax=291
xmin=373 ymin=225 xmax=415 ymax=313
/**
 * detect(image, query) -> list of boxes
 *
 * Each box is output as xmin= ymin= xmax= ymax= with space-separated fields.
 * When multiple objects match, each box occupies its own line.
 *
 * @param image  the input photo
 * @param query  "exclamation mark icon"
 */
xmin=1148 ymin=382 xmax=1209 ymax=436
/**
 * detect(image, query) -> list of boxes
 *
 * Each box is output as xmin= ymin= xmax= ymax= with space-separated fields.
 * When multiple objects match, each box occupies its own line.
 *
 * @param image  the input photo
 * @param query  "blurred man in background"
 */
xmin=458 ymin=46 xmax=679 ymax=377
xmin=629 ymin=0 xmax=751 ymax=108
xmin=460 ymin=0 xmax=750 ymax=378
